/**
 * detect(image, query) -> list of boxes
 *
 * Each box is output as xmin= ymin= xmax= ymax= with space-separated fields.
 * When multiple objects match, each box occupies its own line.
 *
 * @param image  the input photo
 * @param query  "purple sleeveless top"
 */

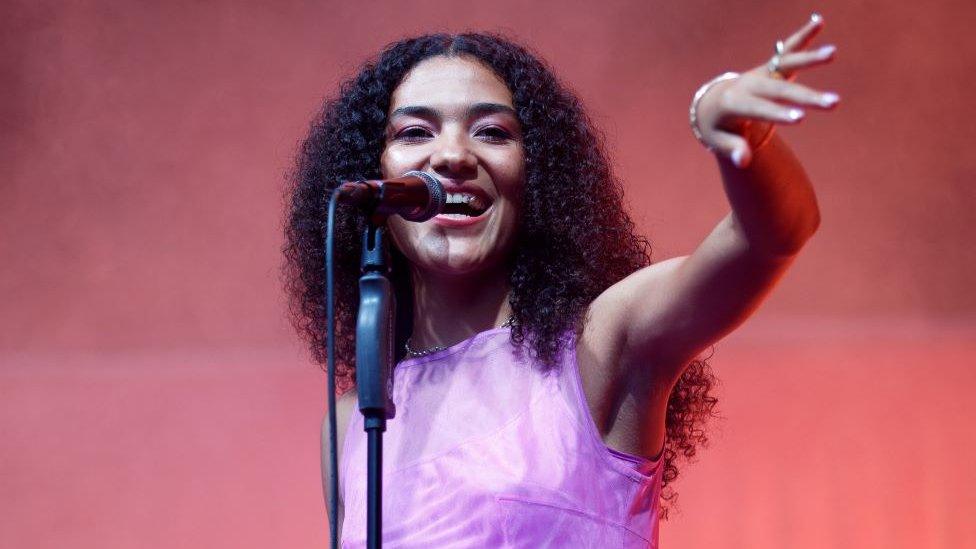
xmin=339 ymin=327 xmax=663 ymax=547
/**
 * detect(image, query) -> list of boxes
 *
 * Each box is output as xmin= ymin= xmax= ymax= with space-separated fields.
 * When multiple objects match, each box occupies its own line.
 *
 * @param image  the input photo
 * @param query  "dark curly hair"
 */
xmin=282 ymin=32 xmax=718 ymax=517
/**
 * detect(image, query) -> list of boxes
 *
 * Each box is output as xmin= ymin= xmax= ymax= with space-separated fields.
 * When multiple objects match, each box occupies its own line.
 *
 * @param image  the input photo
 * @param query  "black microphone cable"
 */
xmin=324 ymin=189 xmax=340 ymax=549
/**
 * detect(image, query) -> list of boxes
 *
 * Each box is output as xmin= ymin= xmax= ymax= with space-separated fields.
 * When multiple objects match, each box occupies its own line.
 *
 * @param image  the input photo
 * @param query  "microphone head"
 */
xmin=402 ymin=171 xmax=445 ymax=222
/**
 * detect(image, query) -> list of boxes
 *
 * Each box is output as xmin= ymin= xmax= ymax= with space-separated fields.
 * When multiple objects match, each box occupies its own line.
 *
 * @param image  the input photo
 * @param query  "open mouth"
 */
xmin=439 ymin=190 xmax=493 ymax=219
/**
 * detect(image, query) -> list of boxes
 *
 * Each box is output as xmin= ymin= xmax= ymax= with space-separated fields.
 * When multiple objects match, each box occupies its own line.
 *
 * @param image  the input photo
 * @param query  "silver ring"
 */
xmin=767 ymin=39 xmax=788 ymax=79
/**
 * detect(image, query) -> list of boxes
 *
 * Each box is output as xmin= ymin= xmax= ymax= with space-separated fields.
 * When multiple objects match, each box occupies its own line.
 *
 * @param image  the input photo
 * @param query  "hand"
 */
xmin=692 ymin=13 xmax=840 ymax=168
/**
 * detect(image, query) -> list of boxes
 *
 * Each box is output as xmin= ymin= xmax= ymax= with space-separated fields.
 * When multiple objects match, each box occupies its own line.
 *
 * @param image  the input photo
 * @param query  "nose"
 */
xmin=430 ymin=130 xmax=478 ymax=180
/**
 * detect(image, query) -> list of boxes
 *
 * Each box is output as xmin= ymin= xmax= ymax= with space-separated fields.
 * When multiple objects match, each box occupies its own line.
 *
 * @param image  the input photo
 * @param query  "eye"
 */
xmin=394 ymin=127 xmax=432 ymax=142
xmin=476 ymin=126 xmax=513 ymax=143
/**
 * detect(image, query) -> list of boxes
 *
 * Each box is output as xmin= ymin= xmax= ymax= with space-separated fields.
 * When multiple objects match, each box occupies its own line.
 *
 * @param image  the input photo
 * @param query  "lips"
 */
xmin=431 ymin=180 xmax=495 ymax=227
xmin=432 ymin=202 xmax=494 ymax=227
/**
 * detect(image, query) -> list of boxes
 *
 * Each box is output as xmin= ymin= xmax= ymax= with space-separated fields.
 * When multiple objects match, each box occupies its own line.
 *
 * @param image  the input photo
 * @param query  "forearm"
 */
xmin=715 ymin=132 xmax=821 ymax=256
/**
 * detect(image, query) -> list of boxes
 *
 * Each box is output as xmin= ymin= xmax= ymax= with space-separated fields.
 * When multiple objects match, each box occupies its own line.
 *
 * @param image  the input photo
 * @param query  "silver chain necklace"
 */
xmin=404 ymin=315 xmax=516 ymax=358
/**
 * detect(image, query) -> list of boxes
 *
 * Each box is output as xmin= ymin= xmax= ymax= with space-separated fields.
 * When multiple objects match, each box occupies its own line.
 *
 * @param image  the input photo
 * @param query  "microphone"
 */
xmin=336 ymin=171 xmax=447 ymax=222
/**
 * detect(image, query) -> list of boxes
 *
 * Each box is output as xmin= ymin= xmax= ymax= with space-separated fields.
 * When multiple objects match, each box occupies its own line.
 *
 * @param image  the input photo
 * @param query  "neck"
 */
xmin=407 ymin=264 xmax=512 ymax=350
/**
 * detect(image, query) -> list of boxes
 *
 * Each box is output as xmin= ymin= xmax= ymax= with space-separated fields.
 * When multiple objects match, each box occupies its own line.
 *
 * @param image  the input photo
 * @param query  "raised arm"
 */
xmin=585 ymin=14 xmax=838 ymax=393
xmin=602 ymin=132 xmax=823 ymax=378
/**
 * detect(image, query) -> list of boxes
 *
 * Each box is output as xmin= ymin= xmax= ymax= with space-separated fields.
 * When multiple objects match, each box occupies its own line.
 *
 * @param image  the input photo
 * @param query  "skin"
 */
xmin=323 ymin=14 xmax=839 ymax=535
xmin=381 ymin=56 xmax=524 ymax=349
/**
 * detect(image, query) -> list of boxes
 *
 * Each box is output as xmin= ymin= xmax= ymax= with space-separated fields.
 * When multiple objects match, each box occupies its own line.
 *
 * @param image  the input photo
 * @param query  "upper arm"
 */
xmin=321 ymin=390 xmax=358 ymax=539
xmin=594 ymin=212 xmax=799 ymax=381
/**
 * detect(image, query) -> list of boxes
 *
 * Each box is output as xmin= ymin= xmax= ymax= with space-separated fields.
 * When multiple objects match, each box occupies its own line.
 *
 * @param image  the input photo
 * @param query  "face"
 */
xmin=380 ymin=55 xmax=525 ymax=277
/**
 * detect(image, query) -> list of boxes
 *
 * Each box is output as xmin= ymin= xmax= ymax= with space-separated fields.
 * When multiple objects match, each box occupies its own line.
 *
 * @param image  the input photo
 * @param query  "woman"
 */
xmin=284 ymin=13 xmax=836 ymax=547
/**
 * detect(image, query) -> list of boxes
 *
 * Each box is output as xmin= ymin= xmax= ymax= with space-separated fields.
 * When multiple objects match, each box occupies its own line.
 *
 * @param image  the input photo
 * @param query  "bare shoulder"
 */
xmin=577 ymin=257 xmax=687 ymax=435
xmin=594 ymin=256 xmax=687 ymax=313
xmin=580 ymin=255 xmax=688 ymax=375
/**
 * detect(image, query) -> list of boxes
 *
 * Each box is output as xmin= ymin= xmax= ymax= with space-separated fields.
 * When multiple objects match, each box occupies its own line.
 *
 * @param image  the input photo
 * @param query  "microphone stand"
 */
xmin=338 ymin=171 xmax=440 ymax=548
xmin=356 ymin=218 xmax=396 ymax=549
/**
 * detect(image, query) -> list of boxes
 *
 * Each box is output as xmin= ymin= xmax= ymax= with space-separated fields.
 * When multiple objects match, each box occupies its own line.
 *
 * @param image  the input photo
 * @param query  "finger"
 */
xmin=708 ymin=130 xmax=753 ymax=168
xmin=747 ymin=77 xmax=841 ymax=109
xmin=776 ymin=44 xmax=836 ymax=73
xmin=783 ymin=13 xmax=825 ymax=52
xmin=720 ymin=93 xmax=807 ymax=125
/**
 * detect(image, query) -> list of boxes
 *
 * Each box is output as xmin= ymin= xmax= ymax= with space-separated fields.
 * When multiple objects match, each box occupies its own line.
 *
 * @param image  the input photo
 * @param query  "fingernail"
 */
xmin=821 ymin=92 xmax=840 ymax=106
xmin=811 ymin=13 xmax=823 ymax=23
xmin=818 ymin=44 xmax=836 ymax=56
xmin=788 ymin=108 xmax=805 ymax=120
xmin=731 ymin=149 xmax=745 ymax=167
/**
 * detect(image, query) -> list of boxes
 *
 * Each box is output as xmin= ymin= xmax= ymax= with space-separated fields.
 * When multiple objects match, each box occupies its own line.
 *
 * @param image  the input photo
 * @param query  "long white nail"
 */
xmin=731 ymin=149 xmax=745 ymax=167
xmin=818 ymin=44 xmax=836 ymax=56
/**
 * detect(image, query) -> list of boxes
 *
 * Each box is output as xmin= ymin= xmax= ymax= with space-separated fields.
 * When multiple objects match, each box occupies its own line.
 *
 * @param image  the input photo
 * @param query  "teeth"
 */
xmin=446 ymin=192 xmax=486 ymax=211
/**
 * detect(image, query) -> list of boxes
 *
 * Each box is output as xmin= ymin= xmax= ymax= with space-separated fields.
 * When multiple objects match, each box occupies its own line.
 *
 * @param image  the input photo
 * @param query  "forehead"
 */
xmin=389 ymin=56 xmax=513 ymax=112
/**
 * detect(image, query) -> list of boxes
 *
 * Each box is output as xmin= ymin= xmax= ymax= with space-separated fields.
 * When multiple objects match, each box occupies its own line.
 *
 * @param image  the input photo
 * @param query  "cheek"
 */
xmin=379 ymin=149 xmax=393 ymax=178
xmin=495 ymin=160 xmax=526 ymax=209
xmin=486 ymin=145 xmax=524 ymax=172
xmin=380 ymin=147 xmax=418 ymax=178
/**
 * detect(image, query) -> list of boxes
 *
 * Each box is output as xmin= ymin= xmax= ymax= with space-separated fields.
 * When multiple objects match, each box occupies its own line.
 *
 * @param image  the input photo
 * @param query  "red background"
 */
xmin=2 ymin=1 xmax=974 ymax=547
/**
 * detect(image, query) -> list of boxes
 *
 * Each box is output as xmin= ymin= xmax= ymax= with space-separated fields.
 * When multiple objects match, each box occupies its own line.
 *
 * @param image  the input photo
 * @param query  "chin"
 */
xmin=389 ymin=218 xmax=516 ymax=277
xmin=422 ymin=251 xmax=499 ymax=276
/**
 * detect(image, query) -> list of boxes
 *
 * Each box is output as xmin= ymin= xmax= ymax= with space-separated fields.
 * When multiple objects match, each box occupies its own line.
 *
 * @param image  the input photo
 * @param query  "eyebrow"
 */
xmin=389 ymin=102 xmax=518 ymax=120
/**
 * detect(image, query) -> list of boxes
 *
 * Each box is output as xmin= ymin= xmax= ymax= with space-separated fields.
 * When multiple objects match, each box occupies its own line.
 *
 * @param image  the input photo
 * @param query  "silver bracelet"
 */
xmin=689 ymin=71 xmax=740 ymax=152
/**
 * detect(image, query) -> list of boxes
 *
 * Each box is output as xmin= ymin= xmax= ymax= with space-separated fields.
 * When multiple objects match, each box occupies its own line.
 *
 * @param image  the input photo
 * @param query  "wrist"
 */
xmin=690 ymin=72 xmax=777 ymax=156
xmin=689 ymin=72 xmax=739 ymax=151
